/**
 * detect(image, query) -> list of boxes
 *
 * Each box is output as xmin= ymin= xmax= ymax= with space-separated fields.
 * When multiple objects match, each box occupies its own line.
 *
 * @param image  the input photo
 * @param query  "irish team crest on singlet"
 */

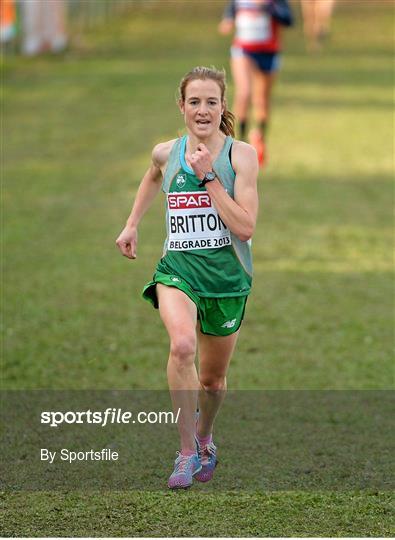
xmin=175 ymin=174 xmax=186 ymax=189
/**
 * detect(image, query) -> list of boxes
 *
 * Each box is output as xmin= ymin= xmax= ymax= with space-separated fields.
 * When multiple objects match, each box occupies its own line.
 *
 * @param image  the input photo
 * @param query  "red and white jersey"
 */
xmin=233 ymin=0 xmax=281 ymax=52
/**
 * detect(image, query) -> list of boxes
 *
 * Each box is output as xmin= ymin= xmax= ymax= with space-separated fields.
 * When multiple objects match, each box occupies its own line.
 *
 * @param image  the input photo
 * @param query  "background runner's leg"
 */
xmin=231 ymin=53 xmax=253 ymax=140
xmin=250 ymin=66 xmax=276 ymax=165
xmin=157 ymin=284 xmax=199 ymax=453
xmin=317 ymin=0 xmax=336 ymax=38
xmin=252 ymin=67 xmax=276 ymax=132
xmin=197 ymin=329 xmax=240 ymax=438
xmin=301 ymin=0 xmax=319 ymax=51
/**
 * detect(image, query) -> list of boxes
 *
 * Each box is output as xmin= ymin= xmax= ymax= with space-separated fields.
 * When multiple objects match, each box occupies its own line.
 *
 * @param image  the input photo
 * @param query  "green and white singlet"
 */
xmin=155 ymin=135 xmax=253 ymax=298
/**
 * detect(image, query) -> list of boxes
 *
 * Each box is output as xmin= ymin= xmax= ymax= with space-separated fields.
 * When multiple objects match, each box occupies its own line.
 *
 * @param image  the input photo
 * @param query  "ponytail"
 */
xmin=220 ymin=107 xmax=235 ymax=137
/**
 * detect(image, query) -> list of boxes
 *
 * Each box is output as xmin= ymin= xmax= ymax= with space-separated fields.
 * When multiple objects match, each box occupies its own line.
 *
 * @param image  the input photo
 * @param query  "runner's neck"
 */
xmin=186 ymin=133 xmax=227 ymax=163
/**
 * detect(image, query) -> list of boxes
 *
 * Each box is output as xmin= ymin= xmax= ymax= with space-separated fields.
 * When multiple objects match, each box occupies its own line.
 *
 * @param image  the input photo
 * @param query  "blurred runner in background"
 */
xmin=0 ymin=0 xmax=16 ymax=44
xmin=20 ymin=0 xmax=68 ymax=56
xmin=219 ymin=0 xmax=293 ymax=167
xmin=300 ymin=0 xmax=336 ymax=52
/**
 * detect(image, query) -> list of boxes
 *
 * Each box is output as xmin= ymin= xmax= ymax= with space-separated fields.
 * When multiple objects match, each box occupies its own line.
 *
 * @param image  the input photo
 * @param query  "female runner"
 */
xmin=116 ymin=66 xmax=258 ymax=489
xmin=219 ymin=0 xmax=293 ymax=166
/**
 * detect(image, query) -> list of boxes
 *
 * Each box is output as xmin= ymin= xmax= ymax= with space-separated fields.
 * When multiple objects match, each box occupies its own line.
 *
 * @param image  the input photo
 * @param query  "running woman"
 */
xmin=219 ymin=0 xmax=293 ymax=166
xmin=116 ymin=66 xmax=258 ymax=489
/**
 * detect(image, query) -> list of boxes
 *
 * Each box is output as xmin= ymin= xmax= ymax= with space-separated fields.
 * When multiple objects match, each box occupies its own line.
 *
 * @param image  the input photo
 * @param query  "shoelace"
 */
xmin=174 ymin=452 xmax=193 ymax=474
xmin=199 ymin=442 xmax=216 ymax=465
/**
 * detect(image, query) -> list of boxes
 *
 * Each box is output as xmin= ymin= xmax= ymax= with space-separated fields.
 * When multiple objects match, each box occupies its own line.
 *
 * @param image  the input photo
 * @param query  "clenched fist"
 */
xmin=185 ymin=144 xmax=213 ymax=181
xmin=115 ymin=225 xmax=138 ymax=259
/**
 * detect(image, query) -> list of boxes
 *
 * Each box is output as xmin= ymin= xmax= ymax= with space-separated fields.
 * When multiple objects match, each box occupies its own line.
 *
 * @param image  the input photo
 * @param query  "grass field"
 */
xmin=2 ymin=0 xmax=394 ymax=536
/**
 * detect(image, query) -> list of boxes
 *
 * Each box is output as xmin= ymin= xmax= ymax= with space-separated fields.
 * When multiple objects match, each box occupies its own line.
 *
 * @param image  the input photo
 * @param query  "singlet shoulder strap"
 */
xmin=179 ymin=135 xmax=194 ymax=175
xmin=162 ymin=138 xmax=182 ymax=193
xmin=164 ymin=136 xmax=235 ymax=193
xmin=213 ymin=136 xmax=236 ymax=194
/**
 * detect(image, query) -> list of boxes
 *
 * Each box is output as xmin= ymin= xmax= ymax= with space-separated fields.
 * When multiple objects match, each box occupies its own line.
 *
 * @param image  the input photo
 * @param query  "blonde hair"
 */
xmin=178 ymin=66 xmax=235 ymax=137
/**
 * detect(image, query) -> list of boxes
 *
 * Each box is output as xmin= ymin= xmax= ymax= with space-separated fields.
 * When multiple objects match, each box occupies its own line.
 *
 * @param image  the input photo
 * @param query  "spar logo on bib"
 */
xmin=175 ymin=174 xmax=186 ymax=189
xmin=167 ymin=191 xmax=232 ymax=251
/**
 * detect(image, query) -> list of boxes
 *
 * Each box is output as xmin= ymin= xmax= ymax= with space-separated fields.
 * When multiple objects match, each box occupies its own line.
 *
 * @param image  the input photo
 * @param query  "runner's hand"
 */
xmin=186 ymin=144 xmax=213 ymax=181
xmin=115 ymin=226 xmax=138 ymax=259
xmin=218 ymin=19 xmax=234 ymax=35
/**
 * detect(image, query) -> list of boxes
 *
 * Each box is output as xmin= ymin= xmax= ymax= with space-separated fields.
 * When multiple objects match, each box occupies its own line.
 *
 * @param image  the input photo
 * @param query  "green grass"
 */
xmin=1 ymin=491 xmax=393 ymax=537
xmin=2 ymin=0 xmax=394 ymax=536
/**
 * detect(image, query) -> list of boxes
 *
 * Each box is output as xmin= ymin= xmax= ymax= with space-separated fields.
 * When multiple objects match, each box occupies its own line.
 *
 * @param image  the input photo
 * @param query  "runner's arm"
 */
xmin=223 ymin=0 xmax=236 ymax=20
xmin=218 ymin=0 xmax=235 ymax=34
xmin=115 ymin=144 xmax=165 ymax=258
xmin=125 ymin=148 xmax=164 ymax=229
xmin=205 ymin=143 xmax=259 ymax=242
xmin=266 ymin=0 xmax=294 ymax=26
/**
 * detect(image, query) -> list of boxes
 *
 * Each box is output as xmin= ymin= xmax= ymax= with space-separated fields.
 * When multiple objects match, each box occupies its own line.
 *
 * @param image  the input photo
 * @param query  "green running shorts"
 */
xmin=142 ymin=271 xmax=248 ymax=337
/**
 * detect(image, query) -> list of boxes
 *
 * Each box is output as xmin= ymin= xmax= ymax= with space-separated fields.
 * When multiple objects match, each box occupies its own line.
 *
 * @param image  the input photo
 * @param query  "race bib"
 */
xmin=235 ymin=12 xmax=271 ymax=43
xmin=167 ymin=191 xmax=232 ymax=251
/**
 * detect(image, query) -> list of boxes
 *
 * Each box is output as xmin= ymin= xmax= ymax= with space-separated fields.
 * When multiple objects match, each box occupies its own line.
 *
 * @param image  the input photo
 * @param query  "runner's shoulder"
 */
xmin=152 ymin=139 xmax=178 ymax=168
xmin=231 ymin=139 xmax=258 ymax=172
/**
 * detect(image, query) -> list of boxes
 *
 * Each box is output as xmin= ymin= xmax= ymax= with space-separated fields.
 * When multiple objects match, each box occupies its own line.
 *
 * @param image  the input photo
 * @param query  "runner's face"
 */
xmin=180 ymin=79 xmax=224 ymax=138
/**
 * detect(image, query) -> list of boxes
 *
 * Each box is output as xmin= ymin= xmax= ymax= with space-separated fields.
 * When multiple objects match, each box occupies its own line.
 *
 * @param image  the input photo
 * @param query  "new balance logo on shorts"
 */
xmin=221 ymin=318 xmax=237 ymax=329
